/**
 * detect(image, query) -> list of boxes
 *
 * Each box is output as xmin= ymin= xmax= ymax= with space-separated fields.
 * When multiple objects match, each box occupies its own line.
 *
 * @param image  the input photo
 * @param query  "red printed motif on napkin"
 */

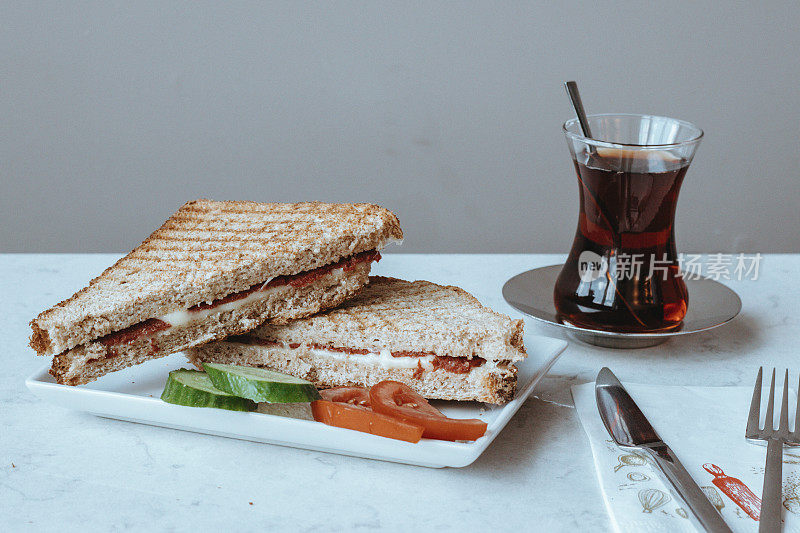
xmin=703 ymin=463 xmax=761 ymax=520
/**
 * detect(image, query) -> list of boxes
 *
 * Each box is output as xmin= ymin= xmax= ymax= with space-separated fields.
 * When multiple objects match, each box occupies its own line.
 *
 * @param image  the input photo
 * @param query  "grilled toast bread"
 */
xmin=31 ymin=200 xmax=402 ymax=356
xmin=31 ymin=200 xmax=402 ymax=385
xmin=229 ymin=276 xmax=525 ymax=361
xmin=187 ymin=277 xmax=526 ymax=403
xmin=53 ymin=261 xmax=373 ymax=385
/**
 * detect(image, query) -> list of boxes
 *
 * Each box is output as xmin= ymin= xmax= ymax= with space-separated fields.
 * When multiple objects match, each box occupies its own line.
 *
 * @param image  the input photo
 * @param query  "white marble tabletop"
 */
xmin=2 ymin=253 xmax=798 ymax=532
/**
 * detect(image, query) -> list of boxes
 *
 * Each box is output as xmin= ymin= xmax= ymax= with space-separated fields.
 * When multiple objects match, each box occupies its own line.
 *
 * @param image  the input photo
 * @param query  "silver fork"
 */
xmin=746 ymin=368 xmax=800 ymax=532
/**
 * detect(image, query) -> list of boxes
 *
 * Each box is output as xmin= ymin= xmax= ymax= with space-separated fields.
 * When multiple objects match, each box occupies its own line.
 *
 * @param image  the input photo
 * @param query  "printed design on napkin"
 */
xmin=627 ymin=472 xmax=649 ymax=482
xmin=603 ymin=442 xmax=689 ymax=520
xmin=701 ymin=485 xmax=726 ymax=511
xmin=571 ymin=382 xmax=800 ymax=532
xmin=703 ymin=463 xmax=761 ymax=521
xmin=783 ymin=471 xmax=800 ymax=515
xmin=747 ymin=451 xmax=800 ymax=516
xmin=784 ymin=452 xmax=800 ymax=465
xmin=638 ymin=488 xmax=671 ymax=513
xmin=614 ymin=451 xmax=649 ymax=472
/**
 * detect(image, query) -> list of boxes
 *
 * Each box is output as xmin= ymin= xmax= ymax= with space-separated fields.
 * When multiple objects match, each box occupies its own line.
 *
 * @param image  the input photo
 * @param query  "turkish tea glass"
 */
xmin=554 ymin=114 xmax=703 ymax=333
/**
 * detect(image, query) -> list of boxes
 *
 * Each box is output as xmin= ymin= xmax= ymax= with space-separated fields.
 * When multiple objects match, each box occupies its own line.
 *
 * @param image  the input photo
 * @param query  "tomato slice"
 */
xmin=311 ymin=400 xmax=424 ymax=443
xmin=319 ymin=387 xmax=371 ymax=407
xmin=369 ymin=380 xmax=488 ymax=441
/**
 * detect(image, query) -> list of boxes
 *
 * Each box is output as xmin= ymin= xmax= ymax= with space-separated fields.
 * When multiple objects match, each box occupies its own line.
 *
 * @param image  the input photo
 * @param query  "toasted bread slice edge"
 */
xmin=30 ymin=200 xmax=402 ymax=356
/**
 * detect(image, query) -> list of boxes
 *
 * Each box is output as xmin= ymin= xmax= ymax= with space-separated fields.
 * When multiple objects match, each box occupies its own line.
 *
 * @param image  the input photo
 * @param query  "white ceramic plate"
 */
xmin=25 ymin=333 xmax=567 ymax=468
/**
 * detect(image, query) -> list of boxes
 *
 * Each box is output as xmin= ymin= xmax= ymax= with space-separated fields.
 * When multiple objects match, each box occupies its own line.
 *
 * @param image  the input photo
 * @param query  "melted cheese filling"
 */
xmin=159 ymin=278 xmax=279 ymax=327
xmin=306 ymin=345 xmax=435 ymax=371
xmin=159 ymin=266 xmax=344 ymax=327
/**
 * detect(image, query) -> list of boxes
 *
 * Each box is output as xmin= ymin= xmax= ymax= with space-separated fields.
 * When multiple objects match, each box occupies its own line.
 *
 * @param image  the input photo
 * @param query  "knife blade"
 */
xmin=596 ymin=367 xmax=732 ymax=533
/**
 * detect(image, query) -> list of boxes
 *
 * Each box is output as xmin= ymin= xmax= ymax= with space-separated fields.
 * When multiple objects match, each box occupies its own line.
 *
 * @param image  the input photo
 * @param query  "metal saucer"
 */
xmin=502 ymin=264 xmax=742 ymax=349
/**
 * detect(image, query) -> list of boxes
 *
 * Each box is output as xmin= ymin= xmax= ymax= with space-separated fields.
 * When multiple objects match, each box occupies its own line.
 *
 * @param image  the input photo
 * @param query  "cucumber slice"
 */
xmin=256 ymin=402 xmax=314 ymax=421
xmin=203 ymin=363 xmax=322 ymax=403
xmin=161 ymin=369 xmax=256 ymax=411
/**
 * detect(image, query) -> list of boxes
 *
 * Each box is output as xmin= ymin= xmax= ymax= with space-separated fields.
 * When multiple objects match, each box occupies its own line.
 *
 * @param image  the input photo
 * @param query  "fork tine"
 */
xmin=779 ymin=369 xmax=790 ymax=437
xmin=765 ymin=368 xmax=777 ymax=432
xmin=747 ymin=367 xmax=763 ymax=436
xmin=796 ymin=373 xmax=800 ymax=436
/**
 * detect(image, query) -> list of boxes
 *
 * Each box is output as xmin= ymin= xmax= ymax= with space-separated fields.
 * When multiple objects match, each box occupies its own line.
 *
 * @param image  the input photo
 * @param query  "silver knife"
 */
xmin=595 ymin=367 xmax=732 ymax=533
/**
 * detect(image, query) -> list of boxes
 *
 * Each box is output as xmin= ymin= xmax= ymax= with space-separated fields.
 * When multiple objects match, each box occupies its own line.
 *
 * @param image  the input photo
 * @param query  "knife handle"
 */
xmin=644 ymin=444 xmax=733 ymax=533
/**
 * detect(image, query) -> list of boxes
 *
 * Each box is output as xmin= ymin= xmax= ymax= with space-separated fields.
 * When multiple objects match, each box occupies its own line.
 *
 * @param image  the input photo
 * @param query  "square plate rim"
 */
xmin=25 ymin=333 xmax=568 ymax=468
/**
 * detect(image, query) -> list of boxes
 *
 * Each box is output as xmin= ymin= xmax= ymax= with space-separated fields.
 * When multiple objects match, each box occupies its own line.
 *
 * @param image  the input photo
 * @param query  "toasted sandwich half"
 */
xmin=30 ymin=200 xmax=402 ymax=385
xmin=186 ymin=277 xmax=527 ymax=404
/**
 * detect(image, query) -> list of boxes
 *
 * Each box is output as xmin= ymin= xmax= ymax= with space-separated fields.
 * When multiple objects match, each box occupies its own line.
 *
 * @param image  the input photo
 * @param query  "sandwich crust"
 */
xmin=30 ymin=200 xmax=402 ymax=357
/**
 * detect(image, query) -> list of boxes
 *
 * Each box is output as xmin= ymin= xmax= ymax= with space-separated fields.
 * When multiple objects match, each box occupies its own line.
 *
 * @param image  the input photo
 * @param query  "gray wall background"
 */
xmin=2 ymin=1 xmax=799 ymax=253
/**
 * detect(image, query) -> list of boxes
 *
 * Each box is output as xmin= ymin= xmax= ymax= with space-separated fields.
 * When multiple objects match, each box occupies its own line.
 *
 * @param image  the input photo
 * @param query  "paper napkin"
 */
xmin=572 ymin=382 xmax=800 ymax=533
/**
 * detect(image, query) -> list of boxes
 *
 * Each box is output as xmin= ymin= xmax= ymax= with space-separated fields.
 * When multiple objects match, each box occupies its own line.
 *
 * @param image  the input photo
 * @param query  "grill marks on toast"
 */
xmin=30 ymin=200 xmax=402 ymax=357
xmin=127 ymin=204 xmax=381 ymax=268
xmin=248 ymin=277 xmax=527 ymax=363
